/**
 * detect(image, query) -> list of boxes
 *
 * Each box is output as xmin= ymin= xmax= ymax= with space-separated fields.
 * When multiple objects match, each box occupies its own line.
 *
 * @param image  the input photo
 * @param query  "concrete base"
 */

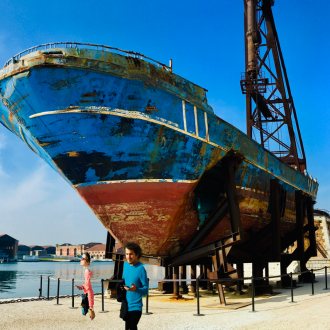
xmin=158 ymin=281 xmax=173 ymax=293
xmin=298 ymin=271 xmax=315 ymax=283
xmin=277 ymin=275 xmax=297 ymax=288
xmin=204 ymin=301 xmax=251 ymax=310
xmin=248 ymin=283 xmax=273 ymax=296
xmin=180 ymin=285 xmax=189 ymax=294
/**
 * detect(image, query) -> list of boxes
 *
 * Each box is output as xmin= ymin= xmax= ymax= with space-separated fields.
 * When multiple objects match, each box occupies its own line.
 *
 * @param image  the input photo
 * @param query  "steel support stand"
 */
xmin=144 ymin=278 xmax=153 ymax=315
xmin=289 ymin=272 xmax=295 ymax=303
xmin=180 ymin=266 xmax=188 ymax=294
xmin=251 ymin=277 xmax=256 ymax=312
xmin=236 ymin=262 xmax=244 ymax=294
xmin=113 ymin=253 xmax=124 ymax=279
xmin=296 ymin=191 xmax=309 ymax=282
xmin=324 ymin=266 xmax=328 ymax=290
xmin=212 ymin=254 xmax=226 ymax=305
xmin=101 ymin=279 xmax=104 ymax=311
xmin=160 ymin=266 xmax=173 ymax=293
xmin=99 ymin=278 xmax=108 ymax=313
xmin=47 ymin=276 xmax=50 ymax=300
xmin=252 ymin=262 xmax=271 ymax=295
xmin=296 ymin=191 xmax=304 ymax=261
xmin=306 ymin=197 xmax=317 ymax=256
xmin=70 ymin=278 xmax=77 ymax=309
xmin=39 ymin=275 xmax=42 ymax=298
xmin=224 ymin=155 xmax=243 ymax=235
xmin=172 ymin=266 xmax=182 ymax=299
xmin=193 ymin=278 xmax=204 ymax=316
xmin=56 ymin=278 xmax=60 ymax=305
xmin=190 ymin=265 xmax=196 ymax=296
xmin=199 ymin=264 xmax=207 ymax=290
xmin=270 ymin=179 xmax=281 ymax=261
xmin=105 ymin=231 xmax=116 ymax=259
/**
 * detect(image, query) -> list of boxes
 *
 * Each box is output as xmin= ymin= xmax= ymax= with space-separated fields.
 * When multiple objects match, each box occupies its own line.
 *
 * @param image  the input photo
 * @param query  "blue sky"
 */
xmin=0 ymin=0 xmax=329 ymax=246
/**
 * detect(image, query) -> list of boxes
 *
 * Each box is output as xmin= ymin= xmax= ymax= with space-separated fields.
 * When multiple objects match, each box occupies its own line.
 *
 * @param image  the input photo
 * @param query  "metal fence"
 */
xmin=1 ymin=266 xmax=329 ymax=317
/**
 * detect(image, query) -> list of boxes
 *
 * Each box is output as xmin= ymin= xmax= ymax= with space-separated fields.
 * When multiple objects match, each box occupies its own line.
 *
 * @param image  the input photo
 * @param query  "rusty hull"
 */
xmin=0 ymin=43 xmax=318 ymax=258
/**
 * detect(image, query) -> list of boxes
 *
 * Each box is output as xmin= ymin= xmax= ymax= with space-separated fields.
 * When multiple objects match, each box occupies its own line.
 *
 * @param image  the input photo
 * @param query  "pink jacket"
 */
xmin=82 ymin=268 xmax=94 ymax=309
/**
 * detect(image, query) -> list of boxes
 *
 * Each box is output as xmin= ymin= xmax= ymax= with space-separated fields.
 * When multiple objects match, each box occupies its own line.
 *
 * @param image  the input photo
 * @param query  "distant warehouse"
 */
xmin=55 ymin=242 xmax=105 ymax=259
xmin=85 ymin=243 xmax=106 ymax=260
xmin=0 ymin=234 xmax=18 ymax=262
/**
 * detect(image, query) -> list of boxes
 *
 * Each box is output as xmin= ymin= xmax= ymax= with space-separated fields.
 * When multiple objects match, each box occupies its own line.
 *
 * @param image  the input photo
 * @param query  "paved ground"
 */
xmin=1 ymin=273 xmax=330 ymax=329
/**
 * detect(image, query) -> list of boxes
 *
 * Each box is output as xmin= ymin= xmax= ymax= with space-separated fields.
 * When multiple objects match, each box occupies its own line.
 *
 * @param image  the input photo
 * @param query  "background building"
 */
xmin=56 ymin=243 xmax=83 ymax=257
xmin=17 ymin=244 xmax=30 ymax=260
xmin=0 ymin=234 xmax=18 ymax=262
xmin=55 ymin=242 xmax=104 ymax=258
xmin=30 ymin=245 xmax=47 ymax=256
xmin=313 ymin=210 xmax=330 ymax=258
xmin=85 ymin=243 xmax=106 ymax=260
xmin=306 ymin=209 xmax=330 ymax=269
xmin=44 ymin=246 xmax=56 ymax=254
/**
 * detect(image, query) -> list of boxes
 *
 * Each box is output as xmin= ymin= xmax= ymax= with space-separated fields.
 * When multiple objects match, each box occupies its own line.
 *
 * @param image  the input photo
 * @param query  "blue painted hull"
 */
xmin=0 ymin=44 xmax=318 ymax=256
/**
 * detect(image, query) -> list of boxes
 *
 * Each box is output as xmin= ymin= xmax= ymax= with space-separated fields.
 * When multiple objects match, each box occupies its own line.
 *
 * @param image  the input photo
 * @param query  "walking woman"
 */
xmin=123 ymin=242 xmax=148 ymax=330
xmin=76 ymin=252 xmax=96 ymax=320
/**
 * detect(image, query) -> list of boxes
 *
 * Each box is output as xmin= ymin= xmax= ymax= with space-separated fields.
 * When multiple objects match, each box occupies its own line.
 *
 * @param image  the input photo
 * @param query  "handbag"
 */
xmin=120 ymin=299 xmax=128 ymax=321
xmin=116 ymin=283 xmax=126 ymax=303
xmin=116 ymin=282 xmax=128 ymax=321
xmin=81 ymin=293 xmax=89 ymax=316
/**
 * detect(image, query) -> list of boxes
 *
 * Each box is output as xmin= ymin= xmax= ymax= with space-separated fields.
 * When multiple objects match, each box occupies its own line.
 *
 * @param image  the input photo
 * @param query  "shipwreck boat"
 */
xmin=0 ymin=42 xmax=318 ymax=260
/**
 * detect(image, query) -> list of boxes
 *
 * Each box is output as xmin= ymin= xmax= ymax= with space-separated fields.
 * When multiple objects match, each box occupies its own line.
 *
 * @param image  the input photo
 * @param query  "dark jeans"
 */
xmin=125 ymin=310 xmax=142 ymax=330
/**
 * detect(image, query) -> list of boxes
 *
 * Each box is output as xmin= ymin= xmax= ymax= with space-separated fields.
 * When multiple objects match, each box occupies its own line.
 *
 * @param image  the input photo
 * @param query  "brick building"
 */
xmin=56 ymin=243 xmax=84 ymax=257
xmin=55 ymin=242 xmax=102 ymax=257
xmin=85 ymin=243 xmax=106 ymax=260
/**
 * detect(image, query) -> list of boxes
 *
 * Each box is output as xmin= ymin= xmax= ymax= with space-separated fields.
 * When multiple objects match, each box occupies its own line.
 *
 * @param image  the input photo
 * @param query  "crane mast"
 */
xmin=240 ymin=0 xmax=307 ymax=172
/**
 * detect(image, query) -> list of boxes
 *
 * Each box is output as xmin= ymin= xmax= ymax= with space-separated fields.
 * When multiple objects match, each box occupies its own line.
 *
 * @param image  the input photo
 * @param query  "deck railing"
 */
xmin=4 ymin=42 xmax=172 ymax=72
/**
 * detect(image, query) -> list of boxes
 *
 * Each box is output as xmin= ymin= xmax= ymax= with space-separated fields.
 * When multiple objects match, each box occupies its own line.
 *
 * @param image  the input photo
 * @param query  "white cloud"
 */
xmin=0 ymin=162 xmax=106 ymax=245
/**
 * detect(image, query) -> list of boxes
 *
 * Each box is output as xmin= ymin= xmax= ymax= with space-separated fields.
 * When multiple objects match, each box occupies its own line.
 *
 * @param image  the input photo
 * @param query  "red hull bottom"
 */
xmin=77 ymin=181 xmax=298 ymax=257
xmin=77 ymin=181 xmax=199 ymax=256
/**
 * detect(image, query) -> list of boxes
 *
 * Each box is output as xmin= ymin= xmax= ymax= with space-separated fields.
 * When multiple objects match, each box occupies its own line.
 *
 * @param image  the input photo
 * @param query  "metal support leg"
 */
xmin=180 ymin=266 xmax=188 ymax=294
xmin=211 ymin=255 xmax=226 ymax=305
xmin=172 ymin=266 xmax=182 ymax=299
xmin=306 ymin=197 xmax=317 ymax=256
xmin=224 ymin=154 xmax=243 ymax=237
xmin=270 ymin=179 xmax=282 ymax=261
xmin=190 ymin=264 xmax=197 ymax=295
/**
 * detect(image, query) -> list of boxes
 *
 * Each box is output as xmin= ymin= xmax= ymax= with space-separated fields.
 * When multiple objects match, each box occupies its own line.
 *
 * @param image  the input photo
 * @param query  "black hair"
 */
xmin=124 ymin=242 xmax=142 ymax=258
xmin=84 ymin=252 xmax=91 ymax=264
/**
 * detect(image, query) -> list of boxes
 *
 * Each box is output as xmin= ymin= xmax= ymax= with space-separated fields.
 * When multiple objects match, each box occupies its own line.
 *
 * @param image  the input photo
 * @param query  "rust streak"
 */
xmin=67 ymin=151 xmax=80 ymax=157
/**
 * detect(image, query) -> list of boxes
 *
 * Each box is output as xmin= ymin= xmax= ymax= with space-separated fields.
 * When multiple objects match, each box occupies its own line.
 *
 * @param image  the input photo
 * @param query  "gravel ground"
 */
xmin=2 ymin=275 xmax=330 ymax=329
